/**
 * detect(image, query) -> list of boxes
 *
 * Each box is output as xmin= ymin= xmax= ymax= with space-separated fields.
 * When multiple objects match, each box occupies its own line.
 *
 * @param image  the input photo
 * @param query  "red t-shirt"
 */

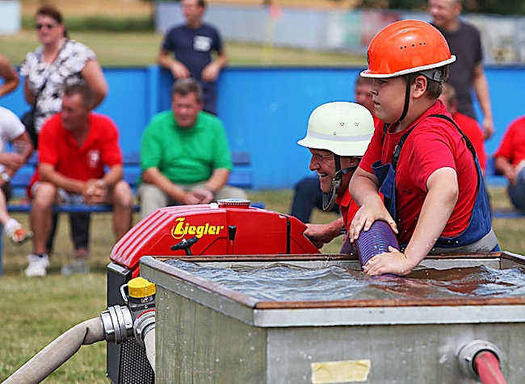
xmin=359 ymin=101 xmax=478 ymax=245
xmin=453 ymin=112 xmax=486 ymax=171
xmin=495 ymin=116 xmax=525 ymax=166
xmin=336 ymin=188 xmax=359 ymax=231
xmin=38 ymin=112 xmax=123 ymax=180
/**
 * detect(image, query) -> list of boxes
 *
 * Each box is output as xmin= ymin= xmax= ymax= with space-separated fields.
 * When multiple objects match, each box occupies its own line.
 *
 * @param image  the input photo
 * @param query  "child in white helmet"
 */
xmin=297 ymin=101 xmax=374 ymax=250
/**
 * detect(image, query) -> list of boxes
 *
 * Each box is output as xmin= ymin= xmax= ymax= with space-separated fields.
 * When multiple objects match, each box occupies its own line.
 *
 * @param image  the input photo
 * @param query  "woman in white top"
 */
xmin=21 ymin=5 xmax=108 ymax=277
xmin=21 ymin=5 xmax=107 ymax=137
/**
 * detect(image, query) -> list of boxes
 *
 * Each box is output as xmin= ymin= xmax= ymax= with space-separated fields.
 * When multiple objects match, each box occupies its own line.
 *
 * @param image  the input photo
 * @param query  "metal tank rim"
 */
xmin=140 ymin=251 xmax=525 ymax=327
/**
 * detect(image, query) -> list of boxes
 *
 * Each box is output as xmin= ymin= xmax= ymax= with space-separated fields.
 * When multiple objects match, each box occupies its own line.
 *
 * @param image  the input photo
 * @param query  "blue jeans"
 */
xmin=508 ymin=168 xmax=525 ymax=212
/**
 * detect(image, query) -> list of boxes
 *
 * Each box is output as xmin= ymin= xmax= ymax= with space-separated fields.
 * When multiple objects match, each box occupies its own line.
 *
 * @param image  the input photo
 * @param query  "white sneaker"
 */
xmin=25 ymin=254 xmax=49 ymax=277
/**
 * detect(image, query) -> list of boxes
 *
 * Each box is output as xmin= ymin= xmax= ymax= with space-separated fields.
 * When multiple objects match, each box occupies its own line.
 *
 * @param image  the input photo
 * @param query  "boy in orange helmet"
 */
xmin=349 ymin=20 xmax=498 ymax=276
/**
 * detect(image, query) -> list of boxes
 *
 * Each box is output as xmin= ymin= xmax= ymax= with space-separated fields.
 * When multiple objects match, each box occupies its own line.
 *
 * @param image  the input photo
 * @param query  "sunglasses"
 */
xmin=35 ymin=23 xmax=58 ymax=30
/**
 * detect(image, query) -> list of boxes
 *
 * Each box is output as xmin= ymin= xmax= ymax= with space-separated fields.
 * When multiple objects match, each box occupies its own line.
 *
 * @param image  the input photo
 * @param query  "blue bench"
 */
xmin=485 ymin=155 xmax=506 ymax=187
xmin=485 ymin=156 xmax=525 ymax=219
xmin=0 ymin=151 xmax=255 ymax=275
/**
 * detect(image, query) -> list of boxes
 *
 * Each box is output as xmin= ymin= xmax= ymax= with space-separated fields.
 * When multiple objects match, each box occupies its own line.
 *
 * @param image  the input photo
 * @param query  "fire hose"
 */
xmin=356 ymin=220 xmax=399 ymax=276
xmin=2 ymin=278 xmax=156 ymax=384
xmin=2 ymin=317 xmax=105 ymax=384
xmin=474 ymin=351 xmax=507 ymax=384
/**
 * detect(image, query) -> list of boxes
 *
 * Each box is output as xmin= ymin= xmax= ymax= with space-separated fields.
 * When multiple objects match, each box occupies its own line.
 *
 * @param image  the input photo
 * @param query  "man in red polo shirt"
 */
xmin=25 ymin=83 xmax=133 ymax=277
xmin=495 ymin=117 xmax=525 ymax=212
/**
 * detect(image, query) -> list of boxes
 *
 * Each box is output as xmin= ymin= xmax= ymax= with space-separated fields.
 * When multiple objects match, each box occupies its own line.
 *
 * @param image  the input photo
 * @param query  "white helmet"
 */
xmin=297 ymin=102 xmax=374 ymax=157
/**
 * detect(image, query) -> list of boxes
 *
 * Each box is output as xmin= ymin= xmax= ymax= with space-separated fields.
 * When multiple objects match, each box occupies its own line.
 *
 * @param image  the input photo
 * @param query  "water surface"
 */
xmin=165 ymin=259 xmax=525 ymax=302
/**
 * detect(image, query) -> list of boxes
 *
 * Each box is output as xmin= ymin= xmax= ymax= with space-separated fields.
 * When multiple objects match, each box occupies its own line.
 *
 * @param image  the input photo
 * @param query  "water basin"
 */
xmin=141 ymin=252 xmax=525 ymax=384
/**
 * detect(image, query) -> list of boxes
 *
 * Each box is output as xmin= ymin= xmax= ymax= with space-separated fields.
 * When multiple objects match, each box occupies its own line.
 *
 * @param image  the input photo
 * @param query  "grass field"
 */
xmin=0 ymin=30 xmax=366 ymax=67
xmin=0 ymin=187 xmax=524 ymax=382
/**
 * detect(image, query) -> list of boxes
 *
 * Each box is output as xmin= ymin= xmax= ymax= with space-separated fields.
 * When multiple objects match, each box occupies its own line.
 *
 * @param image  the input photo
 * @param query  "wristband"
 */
xmin=0 ymin=172 xmax=11 ymax=183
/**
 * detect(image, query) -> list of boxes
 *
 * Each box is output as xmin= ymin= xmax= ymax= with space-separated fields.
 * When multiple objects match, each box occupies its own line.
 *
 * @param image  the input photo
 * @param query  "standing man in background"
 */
xmin=429 ymin=0 xmax=494 ymax=139
xmin=158 ymin=0 xmax=227 ymax=115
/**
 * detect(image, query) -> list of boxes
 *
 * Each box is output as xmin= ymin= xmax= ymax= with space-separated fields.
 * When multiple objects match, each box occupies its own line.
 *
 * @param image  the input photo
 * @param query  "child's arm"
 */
xmin=363 ymin=167 xmax=458 ymax=276
xmin=349 ymin=167 xmax=398 ymax=241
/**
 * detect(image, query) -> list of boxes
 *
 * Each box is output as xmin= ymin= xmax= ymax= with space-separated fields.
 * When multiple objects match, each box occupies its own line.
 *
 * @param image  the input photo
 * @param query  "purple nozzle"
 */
xmin=356 ymin=220 xmax=399 ymax=274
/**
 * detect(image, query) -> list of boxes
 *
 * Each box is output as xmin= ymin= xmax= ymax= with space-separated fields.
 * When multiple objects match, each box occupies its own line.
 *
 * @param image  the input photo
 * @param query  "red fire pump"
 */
xmin=106 ymin=200 xmax=319 ymax=384
xmin=110 ymin=199 xmax=319 ymax=277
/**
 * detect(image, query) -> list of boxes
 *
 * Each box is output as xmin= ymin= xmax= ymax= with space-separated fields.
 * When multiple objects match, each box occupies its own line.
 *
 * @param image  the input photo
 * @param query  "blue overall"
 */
xmin=371 ymin=114 xmax=499 ymax=252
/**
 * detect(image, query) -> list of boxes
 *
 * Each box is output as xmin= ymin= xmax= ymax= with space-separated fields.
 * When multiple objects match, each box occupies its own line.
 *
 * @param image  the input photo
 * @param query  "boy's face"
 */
xmin=370 ymin=77 xmax=407 ymax=124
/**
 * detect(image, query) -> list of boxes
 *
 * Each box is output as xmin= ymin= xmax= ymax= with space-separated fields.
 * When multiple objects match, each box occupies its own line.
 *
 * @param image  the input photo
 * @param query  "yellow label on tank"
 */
xmin=311 ymin=359 xmax=371 ymax=383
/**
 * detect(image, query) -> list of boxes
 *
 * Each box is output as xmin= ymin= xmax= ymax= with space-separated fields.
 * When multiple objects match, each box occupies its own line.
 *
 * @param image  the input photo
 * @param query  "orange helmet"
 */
xmin=361 ymin=19 xmax=455 ymax=79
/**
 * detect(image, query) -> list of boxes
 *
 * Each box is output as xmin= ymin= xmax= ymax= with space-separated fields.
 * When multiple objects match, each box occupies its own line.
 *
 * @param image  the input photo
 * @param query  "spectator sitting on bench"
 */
xmin=439 ymin=83 xmax=487 ymax=172
xmin=0 ymin=107 xmax=33 ymax=244
xmin=494 ymin=116 xmax=525 ymax=213
xmin=26 ymin=83 xmax=133 ymax=277
xmin=139 ymin=78 xmax=246 ymax=218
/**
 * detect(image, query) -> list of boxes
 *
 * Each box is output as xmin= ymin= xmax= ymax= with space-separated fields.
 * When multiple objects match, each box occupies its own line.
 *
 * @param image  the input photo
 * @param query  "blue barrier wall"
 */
xmin=1 ymin=66 xmax=523 ymax=189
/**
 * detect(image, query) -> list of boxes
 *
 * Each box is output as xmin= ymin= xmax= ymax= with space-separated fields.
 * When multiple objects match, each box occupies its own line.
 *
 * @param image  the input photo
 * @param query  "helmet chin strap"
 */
xmin=396 ymin=79 xmax=412 ymax=125
xmin=321 ymin=154 xmax=358 ymax=211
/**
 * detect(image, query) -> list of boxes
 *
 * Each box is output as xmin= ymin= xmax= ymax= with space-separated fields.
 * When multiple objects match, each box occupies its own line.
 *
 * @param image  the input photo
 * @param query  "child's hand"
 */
xmin=349 ymin=199 xmax=397 ymax=242
xmin=362 ymin=246 xmax=412 ymax=276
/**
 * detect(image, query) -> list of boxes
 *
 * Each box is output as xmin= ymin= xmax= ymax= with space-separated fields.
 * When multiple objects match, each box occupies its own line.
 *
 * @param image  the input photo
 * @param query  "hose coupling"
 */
xmin=457 ymin=339 xmax=503 ymax=379
xmin=100 ymin=305 xmax=133 ymax=344
xmin=134 ymin=309 xmax=156 ymax=346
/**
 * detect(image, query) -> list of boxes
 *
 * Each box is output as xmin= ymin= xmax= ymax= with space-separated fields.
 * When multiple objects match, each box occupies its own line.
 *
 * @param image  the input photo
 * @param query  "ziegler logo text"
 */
xmin=171 ymin=217 xmax=225 ymax=239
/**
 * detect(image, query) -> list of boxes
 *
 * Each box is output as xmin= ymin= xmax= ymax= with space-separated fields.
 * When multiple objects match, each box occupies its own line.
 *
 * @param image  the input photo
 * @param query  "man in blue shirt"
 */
xmin=158 ymin=0 xmax=227 ymax=115
xmin=429 ymin=0 xmax=494 ymax=139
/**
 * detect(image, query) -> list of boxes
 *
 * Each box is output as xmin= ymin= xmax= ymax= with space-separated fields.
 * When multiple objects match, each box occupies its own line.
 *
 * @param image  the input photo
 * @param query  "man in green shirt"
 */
xmin=139 ymin=78 xmax=246 ymax=217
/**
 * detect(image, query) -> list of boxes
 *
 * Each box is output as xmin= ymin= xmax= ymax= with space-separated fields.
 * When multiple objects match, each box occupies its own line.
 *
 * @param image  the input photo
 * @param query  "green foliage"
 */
xmin=467 ymin=0 xmax=525 ymax=15
xmin=357 ymin=0 xmax=525 ymax=15
xmin=22 ymin=15 xmax=154 ymax=32
xmin=0 ymin=31 xmax=366 ymax=68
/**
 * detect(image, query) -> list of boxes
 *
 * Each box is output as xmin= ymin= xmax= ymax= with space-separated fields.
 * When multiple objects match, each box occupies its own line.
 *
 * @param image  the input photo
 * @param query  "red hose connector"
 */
xmin=458 ymin=340 xmax=506 ymax=383
xmin=474 ymin=351 xmax=506 ymax=384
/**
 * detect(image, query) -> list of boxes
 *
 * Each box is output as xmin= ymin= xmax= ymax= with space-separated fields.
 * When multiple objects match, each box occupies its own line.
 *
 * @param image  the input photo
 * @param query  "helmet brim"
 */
xmin=297 ymin=136 xmax=372 ymax=157
xmin=360 ymin=55 xmax=456 ymax=79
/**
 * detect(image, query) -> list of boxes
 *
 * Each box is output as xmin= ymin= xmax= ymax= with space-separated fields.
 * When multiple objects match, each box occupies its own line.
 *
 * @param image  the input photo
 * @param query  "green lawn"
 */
xmin=0 ymin=30 xmax=366 ymax=67
xmin=0 ymin=187 xmax=524 ymax=382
